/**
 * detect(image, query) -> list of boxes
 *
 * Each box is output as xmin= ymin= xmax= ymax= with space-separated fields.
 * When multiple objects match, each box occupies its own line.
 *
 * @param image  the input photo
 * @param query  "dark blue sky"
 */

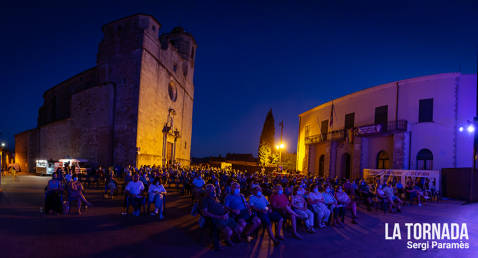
xmin=1 ymin=1 xmax=478 ymax=157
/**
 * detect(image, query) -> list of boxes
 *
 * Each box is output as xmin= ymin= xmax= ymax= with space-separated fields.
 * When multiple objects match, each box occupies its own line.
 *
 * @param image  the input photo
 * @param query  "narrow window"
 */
xmin=375 ymin=105 xmax=388 ymax=131
xmin=345 ymin=113 xmax=355 ymax=130
xmin=419 ymin=98 xmax=433 ymax=123
xmin=305 ymin=125 xmax=310 ymax=137
xmin=321 ymin=120 xmax=328 ymax=141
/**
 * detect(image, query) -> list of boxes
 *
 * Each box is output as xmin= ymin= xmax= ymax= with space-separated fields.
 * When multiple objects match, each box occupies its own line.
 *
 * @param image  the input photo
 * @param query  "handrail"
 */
xmin=305 ymin=120 xmax=408 ymax=144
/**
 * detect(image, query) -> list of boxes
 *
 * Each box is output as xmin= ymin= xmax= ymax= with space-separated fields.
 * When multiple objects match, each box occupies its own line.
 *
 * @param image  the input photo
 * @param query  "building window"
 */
xmin=375 ymin=105 xmax=388 ymax=125
xmin=318 ymin=155 xmax=325 ymax=177
xmin=376 ymin=151 xmax=390 ymax=169
xmin=345 ymin=113 xmax=355 ymax=130
xmin=419 ymin=98 xmax=433 ymax=123
xmin=173 ymin=64 xmax=177 ymax=72
xmin=375 ymin=105 xmax=388 ymax=131
xmin=168 ymin=82 xmax=177 ymax=102
xmin=321 ymin=120 xmax=328 ymax=141
xmin=305 ymin=125 xmax=310 ymax=137
xmin=417 ymin=148 xmax=433 ymax=170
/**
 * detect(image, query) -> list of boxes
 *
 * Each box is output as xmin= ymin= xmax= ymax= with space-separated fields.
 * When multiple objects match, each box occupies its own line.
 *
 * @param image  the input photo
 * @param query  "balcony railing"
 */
xmin=304 ymin=120 xmax=408 ymax=144
xmin=305 ymin=129 xmax=345 ymax=145
xmin=356 ymin=120 xmax=407 ymax=136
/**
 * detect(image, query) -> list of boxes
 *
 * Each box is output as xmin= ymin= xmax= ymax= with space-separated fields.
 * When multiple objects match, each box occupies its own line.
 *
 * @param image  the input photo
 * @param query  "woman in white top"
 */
xmin=148 ymin=178 xmax=167 ymax=218
xmin=307 ymin=184 xmax=330 ymax=228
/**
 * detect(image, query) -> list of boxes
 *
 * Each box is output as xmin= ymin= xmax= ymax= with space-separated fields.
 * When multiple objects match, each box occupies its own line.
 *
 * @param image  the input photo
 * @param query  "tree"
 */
xmin=258 ymin=144 xmax=272 ymax=166
xmin=258 ymin=109 xmax=275 ymax=166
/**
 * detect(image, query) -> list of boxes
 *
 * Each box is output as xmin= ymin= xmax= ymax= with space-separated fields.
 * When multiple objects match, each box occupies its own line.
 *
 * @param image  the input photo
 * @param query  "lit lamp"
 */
xmin=468 ymin=124 xmax=475 ymax=133
xmin=276 ymin=142 xmax=286 ymax=171
xmin=0 ymin=142 xmax=5 ymax=185
xmin=459 ymin=121 xmax=475 ymax=134
xmin=459 ymin=119 xmax=478 ymax=202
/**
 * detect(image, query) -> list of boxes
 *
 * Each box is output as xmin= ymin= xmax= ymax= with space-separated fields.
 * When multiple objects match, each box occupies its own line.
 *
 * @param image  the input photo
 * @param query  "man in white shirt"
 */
xmin=125 ymin=174 xmax=145 ymax=216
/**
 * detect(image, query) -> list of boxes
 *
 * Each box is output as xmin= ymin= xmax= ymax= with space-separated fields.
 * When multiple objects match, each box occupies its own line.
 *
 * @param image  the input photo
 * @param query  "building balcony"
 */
xmin=304 ymin=120 xmax=408 ymax=145
xmin=356 ymin=120 xmax=408 ymax=136
xmin=305 ymin=129 xmax=345 ymax=145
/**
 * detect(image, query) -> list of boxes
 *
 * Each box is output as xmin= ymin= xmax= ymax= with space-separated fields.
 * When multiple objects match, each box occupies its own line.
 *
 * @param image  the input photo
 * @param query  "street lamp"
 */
xmin=276 ymin=142 xmax=286 ymax=171
xmin=467 ymin=124 xmax=475 ymax=133
xmin=0 ymin=142 xmax=5 ymax=186
xmin=458 ymin=112 xmax=478 ymax=202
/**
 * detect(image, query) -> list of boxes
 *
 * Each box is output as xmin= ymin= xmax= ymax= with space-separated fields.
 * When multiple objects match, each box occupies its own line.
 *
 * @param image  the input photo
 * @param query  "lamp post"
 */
xmin=276 ymin=143 xmax=285 ymax=171
xmin=0 ymin=142 xmax=5 ymax=188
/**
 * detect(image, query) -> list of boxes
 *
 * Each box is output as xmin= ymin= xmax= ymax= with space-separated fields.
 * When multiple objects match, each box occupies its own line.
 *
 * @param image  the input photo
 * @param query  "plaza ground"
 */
xmin=0 ymin=175 xmax=477 ymax=258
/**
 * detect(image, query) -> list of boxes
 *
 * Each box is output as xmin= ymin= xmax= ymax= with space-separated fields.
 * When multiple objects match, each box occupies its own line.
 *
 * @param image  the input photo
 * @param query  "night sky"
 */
xmin=1 ymin=0 xmax=478 ymax=157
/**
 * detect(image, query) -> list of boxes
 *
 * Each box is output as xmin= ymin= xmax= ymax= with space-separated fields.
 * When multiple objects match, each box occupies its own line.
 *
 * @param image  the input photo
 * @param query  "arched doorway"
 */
xmin=341 ymin=153 xmax=351 ymax=179
xmin=376 ymin=151 xmax=390 ymax=169
xmin=417 ymin=149 xmax=433 ymax=170
xmin=318 ymin=155 xmax=325 ymax=177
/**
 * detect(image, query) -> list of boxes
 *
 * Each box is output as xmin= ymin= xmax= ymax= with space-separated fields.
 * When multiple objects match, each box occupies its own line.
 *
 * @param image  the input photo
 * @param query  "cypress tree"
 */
xmin=258 ymin=109 xmax=275 ymax=166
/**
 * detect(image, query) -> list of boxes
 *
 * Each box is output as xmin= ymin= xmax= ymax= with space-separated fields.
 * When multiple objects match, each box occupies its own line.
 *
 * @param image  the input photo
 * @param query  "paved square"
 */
xmin=0 ymin=175 xmax=477 ymax=258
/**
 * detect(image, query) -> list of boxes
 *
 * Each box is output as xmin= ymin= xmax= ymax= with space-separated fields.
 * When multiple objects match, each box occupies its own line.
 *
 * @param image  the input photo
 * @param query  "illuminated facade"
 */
xmin=15 ymin=14 xmax=196 ymax=171
xmin=297 ymin=73 xmax=476 ymax=178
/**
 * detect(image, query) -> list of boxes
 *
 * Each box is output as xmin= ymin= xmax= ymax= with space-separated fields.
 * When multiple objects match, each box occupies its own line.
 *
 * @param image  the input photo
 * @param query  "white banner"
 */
xmin=363 ymin=168 xmax=440 ymax=191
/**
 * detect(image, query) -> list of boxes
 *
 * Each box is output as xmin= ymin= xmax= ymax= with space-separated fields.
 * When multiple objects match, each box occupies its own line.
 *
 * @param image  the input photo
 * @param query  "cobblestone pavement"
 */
xmin=0 ymin=175 xmax=477 ymax=258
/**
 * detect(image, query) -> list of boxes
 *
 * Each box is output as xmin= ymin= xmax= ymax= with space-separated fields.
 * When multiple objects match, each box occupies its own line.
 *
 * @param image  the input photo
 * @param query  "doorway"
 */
xmin=341 ymin=153 xmax=351 ymax=179
xmin=166 ymin=142 xmax=173 ymax=166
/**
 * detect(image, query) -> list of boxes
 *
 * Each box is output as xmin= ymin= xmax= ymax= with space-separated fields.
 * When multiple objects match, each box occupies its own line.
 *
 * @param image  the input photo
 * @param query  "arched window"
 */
xmin=417 ymin=149 xmax=433 ymax=170
xmin=376 ymin=151 xmax=390 ymax=169
xmin=318 ymin=155 xmax=325 ymax=177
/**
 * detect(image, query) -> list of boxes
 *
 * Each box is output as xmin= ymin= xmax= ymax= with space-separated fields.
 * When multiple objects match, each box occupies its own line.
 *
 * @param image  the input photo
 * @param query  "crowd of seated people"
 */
xmin=174 ymin=166 xmax=438 ymax=250
xmin=44 ymin=163 xmax=439 ymax=250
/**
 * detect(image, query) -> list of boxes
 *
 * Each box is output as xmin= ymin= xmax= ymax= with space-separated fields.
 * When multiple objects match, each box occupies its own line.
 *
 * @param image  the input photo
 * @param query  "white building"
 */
xmin=296 ymin=73 xmax=476 ymax=178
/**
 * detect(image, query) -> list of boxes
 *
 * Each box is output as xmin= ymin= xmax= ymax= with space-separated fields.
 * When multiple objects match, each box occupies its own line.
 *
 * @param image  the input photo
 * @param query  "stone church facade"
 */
xmin=15 ymin=14 xmax=196 ymax=171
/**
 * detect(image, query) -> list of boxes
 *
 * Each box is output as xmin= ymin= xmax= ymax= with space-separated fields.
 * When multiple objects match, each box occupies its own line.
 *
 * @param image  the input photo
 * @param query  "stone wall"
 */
xmin=70 ymin=84 xmax=114 ymax=166
xmin=15 ymin=14 xmax=196 ymax=168
xmin=97 ymin=15 xmax=146 ymax=167
xmin=136 ymin=48 xmax=194 ymax=167
xmin=39 ymin=119 xmax=73 ymax=160
xmin=307 ymin=142 xmax=331 ymax=177
xmin=14 ymin=130 xmax=30 ymax=171
xmin=135 ymin=16 xmax=195 ymax=167
xmin=392 ymin=132 xmax=410 ymax=169
xmin=38 ymin=68 xmax=98 ymax=126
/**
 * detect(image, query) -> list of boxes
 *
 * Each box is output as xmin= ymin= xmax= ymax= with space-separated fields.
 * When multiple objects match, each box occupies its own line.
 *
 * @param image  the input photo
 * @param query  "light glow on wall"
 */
xmin=467 ymin=124 xmax=475 ymax=133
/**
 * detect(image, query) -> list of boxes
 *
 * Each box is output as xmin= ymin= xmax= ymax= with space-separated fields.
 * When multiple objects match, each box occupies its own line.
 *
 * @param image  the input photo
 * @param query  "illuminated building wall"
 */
xmin=15 ymin=14 xmax=196 ymax=171
xmin=297 ymin=73 xmax=476 ymax=178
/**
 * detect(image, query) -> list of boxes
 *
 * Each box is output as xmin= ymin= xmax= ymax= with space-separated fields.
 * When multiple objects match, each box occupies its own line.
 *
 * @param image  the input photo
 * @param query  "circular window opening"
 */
xmin=168 ymin=82 xmax=177 ymax=102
